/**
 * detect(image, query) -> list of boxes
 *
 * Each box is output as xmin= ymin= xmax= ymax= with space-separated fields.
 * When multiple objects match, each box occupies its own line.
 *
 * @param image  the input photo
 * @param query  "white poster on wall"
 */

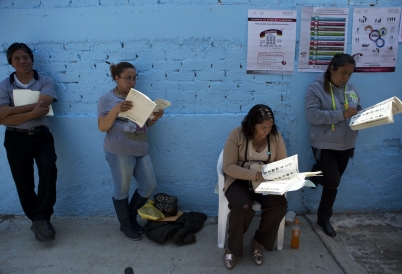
xmin=246 ymin=9 xmax=297 ymax=74
xmin=351 ymin=7 xmax=401 ymax=72
xmin=298 ymin=7 xmax=349 ymax=72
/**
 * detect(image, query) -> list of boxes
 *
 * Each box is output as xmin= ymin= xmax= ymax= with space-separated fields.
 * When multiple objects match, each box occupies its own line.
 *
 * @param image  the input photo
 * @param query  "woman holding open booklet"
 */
xmin=97 ymin=62 xmax=164 ymax=241
xmin=305 ymin=53 xmax=361 ymax=238
xmin=221 ymin=104 xmax=288 ymax=269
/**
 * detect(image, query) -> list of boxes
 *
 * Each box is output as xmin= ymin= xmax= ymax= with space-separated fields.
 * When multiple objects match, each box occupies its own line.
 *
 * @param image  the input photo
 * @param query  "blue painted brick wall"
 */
xmin=0 ymin=0 xmax=401 ymax=217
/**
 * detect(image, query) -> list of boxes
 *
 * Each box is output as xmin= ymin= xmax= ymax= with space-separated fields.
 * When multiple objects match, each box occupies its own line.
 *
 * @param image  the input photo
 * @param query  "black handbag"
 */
xmin=153 ymin=193 xmax=179 ymax=217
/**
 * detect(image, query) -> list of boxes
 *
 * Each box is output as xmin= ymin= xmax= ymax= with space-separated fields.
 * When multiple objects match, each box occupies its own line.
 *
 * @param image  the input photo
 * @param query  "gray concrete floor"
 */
xmin=0 ymin=213 xmax=401 ymax=274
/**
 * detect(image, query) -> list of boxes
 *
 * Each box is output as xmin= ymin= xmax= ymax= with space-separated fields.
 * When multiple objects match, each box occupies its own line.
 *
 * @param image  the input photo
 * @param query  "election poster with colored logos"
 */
xmin=298 ymin=7 xmax=349 ymax=72
xmin=351 ymin=8 xmax=401 ymax=72
xmin=247 ymin=10 xmax=297 ymax=74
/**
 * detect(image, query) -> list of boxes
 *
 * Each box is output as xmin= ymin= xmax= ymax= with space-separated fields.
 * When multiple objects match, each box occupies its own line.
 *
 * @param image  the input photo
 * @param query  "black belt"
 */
xmin=6 ymin=126 xmax=49 ymax=135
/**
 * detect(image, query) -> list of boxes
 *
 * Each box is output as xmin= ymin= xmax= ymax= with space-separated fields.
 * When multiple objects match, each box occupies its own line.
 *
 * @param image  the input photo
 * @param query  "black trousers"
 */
xmin=313 ymin=148 xmax=354 ymax=223
xmin=4 ymin=130 xmax=57 ymax=221
xmin=225 ymin=179 xmax=287 ymax=257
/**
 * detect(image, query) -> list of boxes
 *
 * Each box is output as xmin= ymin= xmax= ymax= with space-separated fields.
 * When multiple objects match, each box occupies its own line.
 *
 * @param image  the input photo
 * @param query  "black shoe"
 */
xmin=31 ymin=220 xmax=56 ymax=242
xmin=317 ymin=221 xmax=336 ymax=237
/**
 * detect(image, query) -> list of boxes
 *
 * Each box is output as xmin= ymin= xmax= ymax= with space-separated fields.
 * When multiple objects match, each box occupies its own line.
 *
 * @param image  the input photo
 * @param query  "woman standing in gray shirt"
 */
xmin=97 ymin=62 xmax=164 ymax=241
xmin=305 ymin=54 xmax=361 ymax=237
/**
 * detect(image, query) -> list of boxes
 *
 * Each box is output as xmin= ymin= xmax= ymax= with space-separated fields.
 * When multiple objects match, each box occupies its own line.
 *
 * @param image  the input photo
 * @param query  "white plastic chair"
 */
xmin=216 ymin=149 xmax=285 ymax=250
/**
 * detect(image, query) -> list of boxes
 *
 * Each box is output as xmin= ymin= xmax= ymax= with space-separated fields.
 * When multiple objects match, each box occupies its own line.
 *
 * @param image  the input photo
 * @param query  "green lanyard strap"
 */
xmin=329 ymin=82 xmax=347 ymax=132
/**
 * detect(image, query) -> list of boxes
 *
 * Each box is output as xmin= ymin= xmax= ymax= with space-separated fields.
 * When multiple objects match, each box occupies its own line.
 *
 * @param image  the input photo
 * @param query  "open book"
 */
xmin=13 ymin=89 xmax=54 ymax=116
xmin=349 ymin=96 xmax=402 ymax=130
xmin=118 ymin=88 xmax=171 ymax=127
xmin=149 ymin=98 xmax=171 ymax=120
xmin=250 ymin=155 xmax=321 ymax=195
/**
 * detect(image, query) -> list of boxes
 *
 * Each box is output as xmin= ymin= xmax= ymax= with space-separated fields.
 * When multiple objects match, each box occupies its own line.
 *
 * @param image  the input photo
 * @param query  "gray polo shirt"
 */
xmin=0 ymin=70 xmax=57 ymax=129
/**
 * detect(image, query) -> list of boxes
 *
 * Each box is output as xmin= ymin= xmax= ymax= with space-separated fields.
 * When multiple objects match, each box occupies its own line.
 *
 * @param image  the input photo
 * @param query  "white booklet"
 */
xmin=149 ymin=98 xmax=171 ymax=120
xmin=118 ymin=89 xmax=171 ymax=127
xmin=349 ymin=96 xmax=402 ymax=130
xmin=13 ymin=89 xmax=54 ymax=116
xmin=250 ymin=154 xmax=321 ymax=195
xmin=118 ymin=89 xmax=156 ymax=127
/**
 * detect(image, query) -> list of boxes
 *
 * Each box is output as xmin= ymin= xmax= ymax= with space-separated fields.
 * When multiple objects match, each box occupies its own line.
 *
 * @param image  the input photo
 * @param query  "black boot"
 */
xmin=128 ymin=190 xmax=149 ymax=234
xmin=317 ymin=220 xmax=336 ymax=237
xmin=112 ymin=197 xmax=141 ymax=241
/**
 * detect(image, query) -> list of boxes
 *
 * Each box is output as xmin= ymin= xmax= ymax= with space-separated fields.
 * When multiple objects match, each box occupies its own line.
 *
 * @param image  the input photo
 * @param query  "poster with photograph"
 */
xmin=351 ymin=7 xmax=401 ymax=72
xmin=298 ymin=7 xmax=349 ymax=72
xmin=247 ymin=9 xmax=297 ymax=74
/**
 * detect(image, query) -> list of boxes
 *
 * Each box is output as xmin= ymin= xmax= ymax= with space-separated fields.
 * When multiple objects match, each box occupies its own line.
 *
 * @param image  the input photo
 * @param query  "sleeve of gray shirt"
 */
xmin=39 ymin=75 xmax=57 ymax=102
xmin=98 ymin=90 xmax=119 ymax=118
xmin=0 ymin=78 xmax=12 ymax=107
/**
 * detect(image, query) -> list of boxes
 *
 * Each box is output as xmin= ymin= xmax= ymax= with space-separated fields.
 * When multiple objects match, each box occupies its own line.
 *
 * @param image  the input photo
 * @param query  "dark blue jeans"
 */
xmin=4 ymin=130 xmax=57 ymax=221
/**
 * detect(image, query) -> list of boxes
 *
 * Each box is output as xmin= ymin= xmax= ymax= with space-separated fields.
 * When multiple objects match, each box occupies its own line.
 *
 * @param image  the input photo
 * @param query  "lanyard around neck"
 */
xmin=329 ymin=82 xmax=347 ymax=132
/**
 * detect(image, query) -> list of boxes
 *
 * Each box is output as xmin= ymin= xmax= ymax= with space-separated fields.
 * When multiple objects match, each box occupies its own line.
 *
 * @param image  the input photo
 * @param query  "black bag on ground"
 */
xmin=153 ymin=193 xmax=179 ymax=217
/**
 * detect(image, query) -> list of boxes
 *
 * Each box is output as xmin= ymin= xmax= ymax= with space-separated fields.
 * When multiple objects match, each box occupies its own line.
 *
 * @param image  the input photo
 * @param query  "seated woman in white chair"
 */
xmin=222 ymin=104 xmax=288 ymax=269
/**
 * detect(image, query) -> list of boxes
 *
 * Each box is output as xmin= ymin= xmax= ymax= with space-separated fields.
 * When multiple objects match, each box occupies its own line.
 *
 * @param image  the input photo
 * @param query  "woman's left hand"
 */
xmin=343 ymin=107 xmax=358 ymax=119
xmin=152 ymin=109 xmax=164 ymax=120
xmin=146 ymin=109 xmax=164 ymax=126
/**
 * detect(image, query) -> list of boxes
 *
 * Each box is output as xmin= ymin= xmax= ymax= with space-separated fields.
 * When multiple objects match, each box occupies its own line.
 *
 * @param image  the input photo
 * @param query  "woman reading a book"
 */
xmin=221 ymin=104 xmax=288 ymax=269
xmin=305 ymin=53 xmax=361 ymax=237
xmin=97 ymin=62 xmax=164 ymax=241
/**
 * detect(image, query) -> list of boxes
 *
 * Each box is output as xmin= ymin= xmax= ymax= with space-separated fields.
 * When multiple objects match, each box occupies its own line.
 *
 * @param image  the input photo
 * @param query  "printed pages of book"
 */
xmin=149 ymin=98 xmax=171 ymax=120
xmin=118 ymin=88 xmax=156 ymax=128
xmin=251 ymin=155 xmax=321 ymax=195
xmin=13 ymin=89 xmax=54 ymax=116
xmin=349 ymin=96 xmax=402 ymax=130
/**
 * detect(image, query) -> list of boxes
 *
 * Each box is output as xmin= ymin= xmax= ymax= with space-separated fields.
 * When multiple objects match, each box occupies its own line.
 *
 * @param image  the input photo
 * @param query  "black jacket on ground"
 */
xmin=143 ymin=212 xmax=207 ymax=245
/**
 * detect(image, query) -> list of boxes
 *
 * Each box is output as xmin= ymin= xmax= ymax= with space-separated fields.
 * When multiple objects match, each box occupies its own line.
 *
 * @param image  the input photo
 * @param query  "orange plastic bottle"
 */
xmin=291 ymin=219 xmax=300 ymax=249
